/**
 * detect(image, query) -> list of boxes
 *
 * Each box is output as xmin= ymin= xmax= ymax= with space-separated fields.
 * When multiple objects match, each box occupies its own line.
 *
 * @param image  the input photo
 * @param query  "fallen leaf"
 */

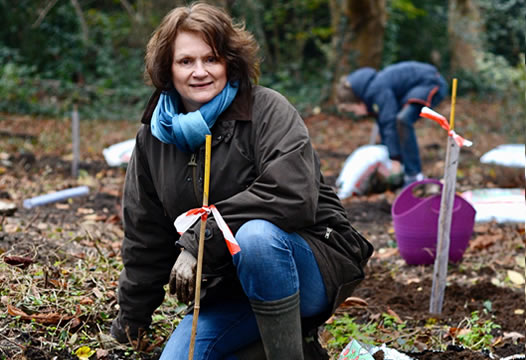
xmin=341 ymin=296 xmax=368 ymax=308
xmin=4 ymin=255 xmax=34 ymax=269
xmin=69 ymin=333 xmax=78 ymax=345
xmin=374 ymin=247 xmax=399 ymax=260
xmin=405 ymin=277 xmax=421 ymax=285
xmin=96 ymin=349 xmax=109 ymax=359
xmin=491 ymin=336 xmax=503 ymax=347
xmin=386 ymin=308 xmax=403 ymax=323
xmin=70 ymin=317 xmax=82 ymax=329
xmin=36 ymin=222 xmax=48 ymax=230
xmin=503 ymin=331 xmax=525 ymax=341
xmin=448 ymin=327 xmax=470 ymax=338
xmin=145 ymin=336 xmax=166 ymax=353
xmin=515 ymin=256 xmax=525 ymax=268
xmin=106 ymin=214 xmax=121 ymax=225
xmin=49 ymin=279 xmax=66 ymax=288
xmin=7 ymin=304 xmax=76 ymax=325
xmin=469 ymin=234 xmax=499 ymax=250
xmin=79 ymin=297 xmax=94 ymax=305
xmin=4 ymin=224 xmax=20 ymax=233
xmin=507 ymin=270 xmax=525 ymax=285
xmin=514 ymin=309 xmax=524 ymax=315
xmin=77 ymin=207 xmax=94 ymax=215
xmin=324 ymin=315 xmax=335 ymax=324
xmin=75 ymin=346 xmax=96 ymax=360
xmin=93 ymin=287 xmax=104 ymax=299
xmin=491 ymin=277 xmax=501 ymax=286
xmin=83 ymin=214 xmax=107 ymax=222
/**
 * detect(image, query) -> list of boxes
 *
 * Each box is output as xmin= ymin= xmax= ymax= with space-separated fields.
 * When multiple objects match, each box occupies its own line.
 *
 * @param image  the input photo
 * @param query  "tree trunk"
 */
xmin=329 ymin=0 xmax=386 ymax=102
xmin=448 ymin=0 xmax=482 ymax=72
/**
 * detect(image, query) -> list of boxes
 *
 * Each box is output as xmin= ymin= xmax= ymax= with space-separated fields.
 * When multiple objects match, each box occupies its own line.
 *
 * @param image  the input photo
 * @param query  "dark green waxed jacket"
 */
xmin=115 ymin=84 xmax=373 ymax=332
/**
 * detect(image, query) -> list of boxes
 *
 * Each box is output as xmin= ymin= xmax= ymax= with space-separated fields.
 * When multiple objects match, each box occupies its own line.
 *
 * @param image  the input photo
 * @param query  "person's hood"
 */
xmin=345 ymin=67 xmax=377 ymax=103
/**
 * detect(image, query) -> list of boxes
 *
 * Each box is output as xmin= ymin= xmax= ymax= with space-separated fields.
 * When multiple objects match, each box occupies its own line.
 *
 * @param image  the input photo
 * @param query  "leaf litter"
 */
xmin=0 ymin=99 xmax=524 ymax=359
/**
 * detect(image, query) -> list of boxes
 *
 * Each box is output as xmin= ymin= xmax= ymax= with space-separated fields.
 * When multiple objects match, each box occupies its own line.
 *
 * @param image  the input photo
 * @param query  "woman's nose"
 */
xmin=192 ymin=61 xmax=208 ymax=77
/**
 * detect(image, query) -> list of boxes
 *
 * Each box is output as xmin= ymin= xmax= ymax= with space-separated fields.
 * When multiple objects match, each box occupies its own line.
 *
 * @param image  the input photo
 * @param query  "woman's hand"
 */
xmin=175 ymin=218 xmax=234 ymax=276
xmin=169 ymin=249 xmax=197 ymax=304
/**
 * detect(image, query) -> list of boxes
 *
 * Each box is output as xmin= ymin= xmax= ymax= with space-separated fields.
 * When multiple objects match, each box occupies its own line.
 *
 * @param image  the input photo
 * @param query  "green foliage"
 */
xmin=383 ymin=0 xmax=449 ymax=71
xmin=455 ymin=52 xmax=526 ymax=95
xmin=324 ymin=314 xmax=378 ymax=350
xmin=324 ymin=312 xmax=412 ymax=352
xmin=325 ymin=310 xmax=504 ymax=355
xmin=234 ymin=0 xmax=333 ymax=111
xmin=0 ymin=0 xmax=150 ymax=120
xmin=455 ymin=311 xmax=501 ymax=350
xmin=0 ymin=61 xmax=38 ymax=113
xmin=0 ymin=227 xmax=177 ymax=358
xmin=0 ymin=0 xmax=524 ymax=119
xmin=479 ymin=0 xmax=525 ymax=67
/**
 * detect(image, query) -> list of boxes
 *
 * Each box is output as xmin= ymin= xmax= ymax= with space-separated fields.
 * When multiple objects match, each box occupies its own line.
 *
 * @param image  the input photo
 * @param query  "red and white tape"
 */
xmin=420 ymin=107 xmax=473 ymax=147
xmin=174 ymin=205 xmax=241 ymax=255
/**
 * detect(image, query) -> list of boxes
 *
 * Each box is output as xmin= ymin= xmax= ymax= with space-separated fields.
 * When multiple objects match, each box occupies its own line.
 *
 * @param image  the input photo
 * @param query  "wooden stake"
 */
xmin=429 ymin=79 xmax=458 ymax=314
xmin=72 ymin=104 xmax=80 ymax=178
xmin=188 ymin=135 xmax=212 ymax=360
xmin=368 ymin=123 xmax=379 ymax=145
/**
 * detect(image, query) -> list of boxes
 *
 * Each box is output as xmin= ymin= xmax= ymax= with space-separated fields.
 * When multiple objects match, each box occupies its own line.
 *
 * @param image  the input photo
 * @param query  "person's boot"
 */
xmin=250 ymin=291 xmax=304 ymax=360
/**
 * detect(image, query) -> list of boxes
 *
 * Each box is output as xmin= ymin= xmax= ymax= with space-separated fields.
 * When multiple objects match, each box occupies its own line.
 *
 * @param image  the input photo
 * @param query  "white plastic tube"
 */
xmin=23 ymin=186 xmax=90 ymax=209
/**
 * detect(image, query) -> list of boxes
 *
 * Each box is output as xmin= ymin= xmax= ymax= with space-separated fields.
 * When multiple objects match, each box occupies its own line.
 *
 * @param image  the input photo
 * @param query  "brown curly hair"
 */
xmin=144 ymin=2 xmax=260 ymax=94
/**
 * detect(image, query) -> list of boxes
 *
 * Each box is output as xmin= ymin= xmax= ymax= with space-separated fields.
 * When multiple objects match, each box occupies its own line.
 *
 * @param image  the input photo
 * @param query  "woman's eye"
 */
xmin=206 ymin=56 xmax=217 ymax=63
xmin=179 ymin=58 xmax=192 ymax=65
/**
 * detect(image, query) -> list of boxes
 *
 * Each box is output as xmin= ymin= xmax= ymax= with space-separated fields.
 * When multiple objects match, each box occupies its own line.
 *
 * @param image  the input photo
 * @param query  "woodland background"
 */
xmin=0 ymin=0 xmax=524 ymax=122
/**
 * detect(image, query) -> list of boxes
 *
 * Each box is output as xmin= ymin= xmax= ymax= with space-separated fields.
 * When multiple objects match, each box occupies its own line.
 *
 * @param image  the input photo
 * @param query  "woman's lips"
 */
xmin=191 ymin=82 xmax=212 ymax=88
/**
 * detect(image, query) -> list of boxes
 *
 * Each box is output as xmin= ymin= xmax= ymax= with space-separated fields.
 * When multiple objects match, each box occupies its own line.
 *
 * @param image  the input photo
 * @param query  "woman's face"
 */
xmin=172 ymin=31 xmax=228 ymax=112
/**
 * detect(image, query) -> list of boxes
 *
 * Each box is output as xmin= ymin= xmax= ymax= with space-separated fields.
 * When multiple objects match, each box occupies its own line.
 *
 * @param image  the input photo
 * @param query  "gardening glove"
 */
xmin=176 ymin=218 xmax=234 ymax=276
xmin=169 ymin=249 xmax=197 ymax=304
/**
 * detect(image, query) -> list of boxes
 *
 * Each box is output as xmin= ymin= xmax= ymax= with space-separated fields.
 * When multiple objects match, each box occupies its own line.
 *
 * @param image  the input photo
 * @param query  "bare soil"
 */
xmin=0 ymin=98 xmax=524 ymax=359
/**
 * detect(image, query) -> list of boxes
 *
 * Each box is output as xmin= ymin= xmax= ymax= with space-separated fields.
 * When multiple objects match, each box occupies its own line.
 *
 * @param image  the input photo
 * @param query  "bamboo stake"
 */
xmin=449 ymin=78 xmax=457 ymax=130
xmin=429 ymin=79 xmax=459 ymax=314
xmin=188 ymin=135 xmax=212 ymax=360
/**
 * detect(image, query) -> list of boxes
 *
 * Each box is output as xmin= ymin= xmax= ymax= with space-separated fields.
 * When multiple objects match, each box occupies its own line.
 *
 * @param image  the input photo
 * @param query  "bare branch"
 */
xmin=32 ymin=0 xmax=59 ymax=28
xmin=69 ymin=0 xmax=89 ymax=44
xmin=119 ymin=0 xmax=143 ymax=23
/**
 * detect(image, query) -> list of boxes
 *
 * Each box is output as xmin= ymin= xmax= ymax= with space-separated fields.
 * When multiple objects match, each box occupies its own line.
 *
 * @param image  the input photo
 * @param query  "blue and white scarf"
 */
xmin=151 ymin=81 xmax=239 ymax=152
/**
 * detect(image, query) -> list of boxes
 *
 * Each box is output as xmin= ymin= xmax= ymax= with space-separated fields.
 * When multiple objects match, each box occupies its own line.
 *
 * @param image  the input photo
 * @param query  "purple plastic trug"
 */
xmin=391 ymin=179 xmax=476 ymax=265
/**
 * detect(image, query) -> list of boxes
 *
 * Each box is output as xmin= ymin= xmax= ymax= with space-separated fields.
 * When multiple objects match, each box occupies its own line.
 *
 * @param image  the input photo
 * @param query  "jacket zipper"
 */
xmin=188 ymin=153 xmax=200 ymax=204
xmin=325 ymin=227 xmax=333 ymax=240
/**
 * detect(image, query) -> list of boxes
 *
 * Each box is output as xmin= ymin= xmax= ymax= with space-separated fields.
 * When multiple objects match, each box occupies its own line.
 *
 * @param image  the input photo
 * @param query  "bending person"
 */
xmin=337 ymin=61 xmax=448 ymax=186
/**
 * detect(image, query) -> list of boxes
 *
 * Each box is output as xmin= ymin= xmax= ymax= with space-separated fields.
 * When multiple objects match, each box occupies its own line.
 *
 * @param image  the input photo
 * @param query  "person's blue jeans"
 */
xmin=159 ymin=219 xmax=329 ymax=360
xmin=397 ymin=76 xmax=448 ymax=177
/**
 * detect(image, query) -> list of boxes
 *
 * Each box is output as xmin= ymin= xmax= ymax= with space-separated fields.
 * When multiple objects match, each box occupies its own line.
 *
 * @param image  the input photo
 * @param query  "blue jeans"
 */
xmin=159 ymin=219 xmax=329 ymax=360
xmin=398 ymin=76 xmax=448 ymax=176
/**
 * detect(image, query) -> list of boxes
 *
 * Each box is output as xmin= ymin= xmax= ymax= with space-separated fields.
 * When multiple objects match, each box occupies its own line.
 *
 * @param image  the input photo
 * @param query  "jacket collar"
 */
xmin=141 ymin=85 xmax=252 ymax=125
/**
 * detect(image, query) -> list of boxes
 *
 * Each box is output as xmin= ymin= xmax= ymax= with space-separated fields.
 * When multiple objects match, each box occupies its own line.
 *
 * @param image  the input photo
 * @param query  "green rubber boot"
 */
xmin=250 ymin=291 xmax=304 ymax=360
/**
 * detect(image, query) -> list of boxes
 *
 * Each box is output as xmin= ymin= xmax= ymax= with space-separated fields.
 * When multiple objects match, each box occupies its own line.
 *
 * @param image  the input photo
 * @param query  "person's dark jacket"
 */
xmin=346 ymin=61 xmax=446 ymax=160
xmin=115 ymin=84 xmax=374 ymax=335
